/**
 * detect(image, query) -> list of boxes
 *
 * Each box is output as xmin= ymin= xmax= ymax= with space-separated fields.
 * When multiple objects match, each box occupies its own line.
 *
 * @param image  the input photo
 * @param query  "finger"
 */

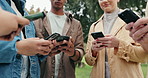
xmin=129 ymin=27 xmax=138 ymax=37
xmin=97 ymin=37 xmax=111 ymax=42
xmin=15 ymin=27 xmax=23 ymax=36
xmin=133 ymin=18 xmax=148 ymax=29
xmin=125 ymin=22 xmax=134 ymax=31
xmin=8 ymin=32 xmax=16 ymax=41
xmin=38 ymin=51 xmax=49 ymax=55
xmin=38 ymin=40 xmax=51 ymax=46
xmin=16 ymin=16 xmax=30 ymax=26
xmin=133 ymin=26 xmax=148 ymax=41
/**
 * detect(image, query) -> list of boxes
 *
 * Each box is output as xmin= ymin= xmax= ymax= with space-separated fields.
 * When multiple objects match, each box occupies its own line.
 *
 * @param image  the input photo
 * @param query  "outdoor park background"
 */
xmin=26 ymin=0 xmax=148 ymax=78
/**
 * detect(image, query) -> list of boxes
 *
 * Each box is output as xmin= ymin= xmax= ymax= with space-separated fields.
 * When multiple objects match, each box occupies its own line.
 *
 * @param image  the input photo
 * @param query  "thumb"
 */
xmin=16 ymin=16 xmax=30 ymax=26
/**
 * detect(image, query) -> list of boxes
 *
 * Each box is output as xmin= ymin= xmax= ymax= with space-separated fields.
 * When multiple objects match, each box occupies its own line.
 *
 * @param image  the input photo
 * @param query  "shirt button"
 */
xmin=16 ymin=54 xmax=21 ymax=59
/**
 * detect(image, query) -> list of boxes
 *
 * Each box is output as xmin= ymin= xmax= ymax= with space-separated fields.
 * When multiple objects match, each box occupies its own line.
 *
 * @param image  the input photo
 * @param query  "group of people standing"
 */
xmin=0 ymin=0 xmax=148 ymax=78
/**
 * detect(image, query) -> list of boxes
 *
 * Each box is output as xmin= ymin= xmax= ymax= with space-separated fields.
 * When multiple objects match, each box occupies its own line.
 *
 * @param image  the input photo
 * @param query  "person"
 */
xmin=0 ymin=8 xmax=29 ymax=41
xmin=125 ymin=18 xmax=148 ymax=52
xmin=0 ymin=0 xmax=54 ymax=78
xmin=85 ymin=0 xmax=148 ymax=78
xmin=34 ymin=0 xmax=84 ymax=78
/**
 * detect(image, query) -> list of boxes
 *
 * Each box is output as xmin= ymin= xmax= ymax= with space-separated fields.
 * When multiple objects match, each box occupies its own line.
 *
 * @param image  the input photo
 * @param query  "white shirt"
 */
xmin=47 ymin=11 xmax=67 ymax=78
xmin=103 ymin=8 xmax=119 ymax=34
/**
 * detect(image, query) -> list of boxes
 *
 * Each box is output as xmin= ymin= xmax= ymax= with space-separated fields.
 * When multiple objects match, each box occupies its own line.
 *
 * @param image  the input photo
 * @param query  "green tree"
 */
xmin=65 ymin=0 xmax=146 ymax=42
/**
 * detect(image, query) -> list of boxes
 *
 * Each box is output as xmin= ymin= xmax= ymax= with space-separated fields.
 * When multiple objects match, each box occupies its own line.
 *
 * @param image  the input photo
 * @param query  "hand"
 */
xmin=0 ymin=8 xmax=29 ymax=41
xmin=16 ymin=38 xmax=53 ymax=56
xmin=56 ymin=37 xmax=75 ymax=56
xmin=96 ymin=35 xmax=119 ymax=48
xmin=125 ymin=18 xmax=148 ymax=42
xmin=91 ymin=40 xmax=105 ymax=57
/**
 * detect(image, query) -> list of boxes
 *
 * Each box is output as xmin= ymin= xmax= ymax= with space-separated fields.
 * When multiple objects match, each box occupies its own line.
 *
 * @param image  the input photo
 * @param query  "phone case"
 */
xmin=44 ymin=33 xmax=60 ymax=40
xmin=118 ymin=9 xmax=140 ymax=24
xmin=91 ymin=32 xmax=104 ymax=39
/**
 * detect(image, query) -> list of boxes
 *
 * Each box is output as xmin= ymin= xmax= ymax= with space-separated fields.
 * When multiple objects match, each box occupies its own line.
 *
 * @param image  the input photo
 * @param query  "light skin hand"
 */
xmin=125 ymin=18 xmax=148 ymax=52
xmin=96 ymin=35 xmax=119 ymax=48
xmin=16 ymin=38 xmax=53 ymax=56
xmin=125 ymin=18 xmax=148 ymax=42
xmin=91 ymin=40 xmax=105 ymax=57
xmin=0 ymin=8 xmax=29 ymax=41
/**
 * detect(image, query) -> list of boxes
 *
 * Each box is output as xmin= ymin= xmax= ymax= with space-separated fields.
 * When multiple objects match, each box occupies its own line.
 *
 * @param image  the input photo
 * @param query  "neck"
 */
xmin=51 ymin=8 xmax=64 ymax=15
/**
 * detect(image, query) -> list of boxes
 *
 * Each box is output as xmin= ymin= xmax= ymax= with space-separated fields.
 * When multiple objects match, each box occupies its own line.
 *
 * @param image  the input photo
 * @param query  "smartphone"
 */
xmin=91 ymin=32 xmax=104 ymax=39
xmin=118 ymin=9 xmax=140 ymax=24
xmin=56 ymin=36 xmax=70 ymax=46
xmin=44 ymin=33 xmax=61 ymax=40
xmin=56 ymin=36 xmax=70 ymax=42
xmin=24 ymin=12 xmax=45 ymax=21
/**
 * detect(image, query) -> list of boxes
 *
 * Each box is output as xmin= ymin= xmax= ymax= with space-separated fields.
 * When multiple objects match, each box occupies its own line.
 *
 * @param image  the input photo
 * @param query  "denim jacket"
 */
xmin=0 ymin=0 xmax=40 ymax=78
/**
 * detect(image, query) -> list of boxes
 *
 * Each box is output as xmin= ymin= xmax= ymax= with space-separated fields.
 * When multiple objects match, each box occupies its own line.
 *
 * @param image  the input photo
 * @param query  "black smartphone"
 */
xmin=118 ymin=9 xmax=140 ymax=24
xmin=91 ymin=32 xmax=104 ymax=39
xmin=44 ymin=33 xmax=61 ymax=40
xmin=56 ymin=36 xmax=70 ymax=42
xmin=56 ymin=36 xmax=70 ymax=46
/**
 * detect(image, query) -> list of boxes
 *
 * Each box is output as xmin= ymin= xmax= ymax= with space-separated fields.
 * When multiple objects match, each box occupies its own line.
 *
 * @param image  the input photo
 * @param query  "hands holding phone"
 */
xmin=126 ymin=18 xmax=148 ymax=52
xmin=125 ymin=18 xmax=148 ymax=43
xmin=91 ymin=32 xmax=119 ymax=57
xmin=45 ymin=33 xmax=75 ymax=56
xmin=52 ymin=37 xmax=75 ymax=56
xmin=16 ymin=38 xmax=55 ymax=56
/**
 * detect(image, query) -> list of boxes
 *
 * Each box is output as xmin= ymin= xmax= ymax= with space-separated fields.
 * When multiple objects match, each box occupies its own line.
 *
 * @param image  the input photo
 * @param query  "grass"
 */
xmin=76 ymin=58 xmax=148 ymax=78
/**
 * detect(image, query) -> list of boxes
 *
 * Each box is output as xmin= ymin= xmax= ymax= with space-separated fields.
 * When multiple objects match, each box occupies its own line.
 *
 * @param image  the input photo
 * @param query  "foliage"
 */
xmin=65 ymin=0 xmax=147 ymax=42
xmin=26 ymin=5 xmax=42 ymax=14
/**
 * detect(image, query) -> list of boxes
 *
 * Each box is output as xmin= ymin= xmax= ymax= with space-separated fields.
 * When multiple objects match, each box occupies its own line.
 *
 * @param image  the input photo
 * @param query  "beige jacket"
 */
xmin=34 ymin=12 xmax=84 ymax=78
xmin=85 ymin=15 xmax=148 ymax=78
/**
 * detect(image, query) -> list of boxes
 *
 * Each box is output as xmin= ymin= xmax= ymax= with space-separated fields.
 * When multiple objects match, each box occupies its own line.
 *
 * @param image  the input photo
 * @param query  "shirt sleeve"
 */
xmin=85 ymin=23 xmax=98 ymax=66
xmin=0 ymin=36 xmax=21 ymax=63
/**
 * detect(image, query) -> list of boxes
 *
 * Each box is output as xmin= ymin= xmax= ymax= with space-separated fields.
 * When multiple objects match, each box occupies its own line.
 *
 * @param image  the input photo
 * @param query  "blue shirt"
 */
xmin=0 ymin=0 xmax=42 ymax=78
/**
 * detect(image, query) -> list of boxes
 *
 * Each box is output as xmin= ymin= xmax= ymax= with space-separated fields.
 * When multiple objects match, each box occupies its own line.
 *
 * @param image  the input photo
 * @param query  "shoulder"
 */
xmin=92 ymin=15 xmax=104 ymax=27
xmin=65 ymin=12 xmax=81 ymax=23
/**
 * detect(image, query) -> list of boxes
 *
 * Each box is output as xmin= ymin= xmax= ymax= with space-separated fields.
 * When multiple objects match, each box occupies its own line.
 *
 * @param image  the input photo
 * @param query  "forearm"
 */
xmin=0 ymin=36 xmax=20 ymax=63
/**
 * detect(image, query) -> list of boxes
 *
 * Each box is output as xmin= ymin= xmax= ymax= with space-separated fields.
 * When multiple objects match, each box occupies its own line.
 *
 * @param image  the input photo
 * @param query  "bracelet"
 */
xmin=74 ymin=51 xmax=81 ymax=62
xmin=69 ymin=50 xmax=76 ymax=58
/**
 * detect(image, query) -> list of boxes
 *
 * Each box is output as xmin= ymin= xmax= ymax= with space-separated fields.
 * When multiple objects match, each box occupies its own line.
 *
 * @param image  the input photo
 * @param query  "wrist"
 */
xmin=92 ymin=50 xmax=97 ymax=57
xmin=69 ymin=50 xmax=76 ymax=57
xmin=69 ymin=50 xmax=81 ymax=62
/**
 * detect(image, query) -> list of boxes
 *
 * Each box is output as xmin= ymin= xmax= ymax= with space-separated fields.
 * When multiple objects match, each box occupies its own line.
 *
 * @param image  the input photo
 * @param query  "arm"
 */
xmin=59 ymin=21 xmax=84 ymax=62
xmin=115 ymin=26 xmax=148 ymax=63
xmin=0 ymin=36 xmax=21 ymax=63
xmin=70 ymin=22 xmax=84 ymax=62
xmin=126 ymin=17 xmax=148 ymax=52
xmin=85 ymin=24 xmax=98 ymax=66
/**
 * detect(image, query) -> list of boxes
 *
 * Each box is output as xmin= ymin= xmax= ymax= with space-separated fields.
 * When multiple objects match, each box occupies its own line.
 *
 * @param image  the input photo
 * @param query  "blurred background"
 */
xmin=26 ymin=0 xmax=148 ymax=78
